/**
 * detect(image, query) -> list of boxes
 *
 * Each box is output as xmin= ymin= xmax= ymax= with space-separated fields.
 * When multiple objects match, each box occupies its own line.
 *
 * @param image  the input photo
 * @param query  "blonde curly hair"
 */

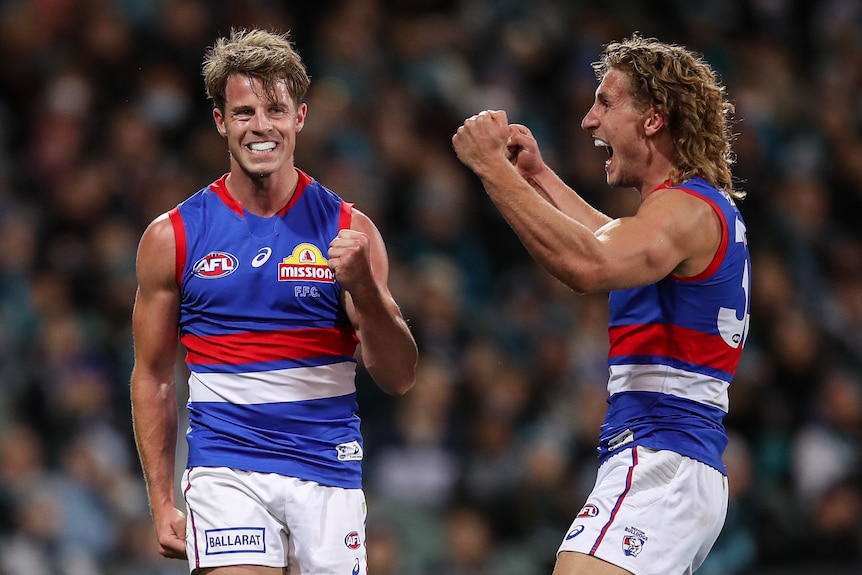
xmin=202 ymin=28 xmax=310 ymax=113
xmin=593 ymin=34 xmax=743 ymax=199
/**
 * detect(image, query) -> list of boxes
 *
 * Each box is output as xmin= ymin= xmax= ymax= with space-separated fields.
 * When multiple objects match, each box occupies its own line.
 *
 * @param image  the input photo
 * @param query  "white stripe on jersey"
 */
xmin=608 ymin=364 xmax=729 ymax=412
xmin=188 ymin=362 xmax=358 ymax=404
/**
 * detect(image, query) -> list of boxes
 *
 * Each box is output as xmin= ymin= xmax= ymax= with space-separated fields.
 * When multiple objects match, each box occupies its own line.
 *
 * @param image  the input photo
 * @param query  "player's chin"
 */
xmin=240 ymin=153 xmax=282 ymax=172
xmin=242 ymin=162 xmax=278 ymax=179
xmin=604 ymin=167 xmax=625 ymax=189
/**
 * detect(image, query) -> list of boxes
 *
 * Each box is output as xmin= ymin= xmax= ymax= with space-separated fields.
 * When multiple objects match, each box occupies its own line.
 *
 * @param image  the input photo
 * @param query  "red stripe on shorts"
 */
xmin=591 ymin=447 xmax=639 ymax=555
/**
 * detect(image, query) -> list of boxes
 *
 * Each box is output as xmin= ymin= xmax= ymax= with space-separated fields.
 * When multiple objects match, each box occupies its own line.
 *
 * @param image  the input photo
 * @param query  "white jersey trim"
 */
xmin=608 ymin=364 xmax=729 ymax=412
xmin=188 ymin=362 xmax=357 ymax=404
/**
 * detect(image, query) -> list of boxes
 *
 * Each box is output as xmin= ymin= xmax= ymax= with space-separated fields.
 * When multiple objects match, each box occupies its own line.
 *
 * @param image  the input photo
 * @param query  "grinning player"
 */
xmin=130 ymin=28 xmax=417 ymax=575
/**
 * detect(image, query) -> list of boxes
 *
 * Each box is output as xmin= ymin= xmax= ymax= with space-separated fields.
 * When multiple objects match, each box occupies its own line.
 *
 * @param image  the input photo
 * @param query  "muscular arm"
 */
xmin=129 ymin=214 xmax=187 ymax=559
xmin=328 ymin=209 xmax=417 ymax=395
xmin=454 ymin=111 xmax=721 ymax=293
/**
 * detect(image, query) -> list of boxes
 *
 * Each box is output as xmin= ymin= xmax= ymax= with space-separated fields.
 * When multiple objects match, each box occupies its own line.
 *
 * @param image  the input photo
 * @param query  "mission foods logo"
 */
xmin=278 ymin=243 xmax=335 ymax=283
xmin=192 ymin=251 xmax=239 ymax=278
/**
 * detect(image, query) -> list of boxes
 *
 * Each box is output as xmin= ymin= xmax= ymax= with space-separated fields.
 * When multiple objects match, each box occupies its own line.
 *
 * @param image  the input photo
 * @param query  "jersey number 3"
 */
xmin=718 ymin=217 xmax=750 ymax=349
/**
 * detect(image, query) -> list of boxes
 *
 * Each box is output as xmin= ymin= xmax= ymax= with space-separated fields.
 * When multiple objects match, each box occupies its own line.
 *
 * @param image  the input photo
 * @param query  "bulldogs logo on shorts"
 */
xmin=622 ymin=526 xmax=648 ymax=557
xmin=623 ymin=535 xmax=645 ymax=557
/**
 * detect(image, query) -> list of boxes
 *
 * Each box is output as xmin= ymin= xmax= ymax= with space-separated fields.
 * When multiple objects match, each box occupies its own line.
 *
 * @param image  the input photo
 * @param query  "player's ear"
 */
xmin=644 ymin=108 xmax=665 ymax=136
xmin=295 ymin=102 xmax=307 ymax=132
xmin=213 ymin=108 xmax=227 ymax=137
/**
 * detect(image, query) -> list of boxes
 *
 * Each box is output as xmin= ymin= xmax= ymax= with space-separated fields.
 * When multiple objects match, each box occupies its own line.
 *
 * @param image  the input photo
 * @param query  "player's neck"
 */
xmin=637 ymin=154 xmax=673 ymax=201
xmin=225 ymin=168 xmax=299 ymax=217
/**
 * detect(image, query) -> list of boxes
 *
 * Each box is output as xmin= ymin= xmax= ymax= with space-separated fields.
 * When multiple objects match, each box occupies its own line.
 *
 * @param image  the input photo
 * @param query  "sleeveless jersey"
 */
xmin=598 ymin=177 xmax=751 ymax=474
xmin=169 ymin=170 xmax=363 ymax=488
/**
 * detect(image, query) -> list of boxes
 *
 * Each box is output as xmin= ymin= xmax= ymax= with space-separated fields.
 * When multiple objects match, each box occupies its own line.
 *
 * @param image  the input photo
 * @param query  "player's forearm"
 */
xmin=350 ymin=292 xmax=417 ymax=395
xmin=477 ymin=160 xmax=609 ymax=293
xmin=527 ymin=165 xmax=612 ymax=232
xmin=131 ymin=372 xmax=180 ymax=512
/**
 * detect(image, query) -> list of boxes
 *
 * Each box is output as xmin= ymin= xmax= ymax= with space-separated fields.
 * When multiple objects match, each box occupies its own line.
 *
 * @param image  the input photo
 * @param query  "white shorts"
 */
xmin=558 ymin=446 xmax=728 ymax=575
xmin=182 ymin=467 xmax=367 ymax=574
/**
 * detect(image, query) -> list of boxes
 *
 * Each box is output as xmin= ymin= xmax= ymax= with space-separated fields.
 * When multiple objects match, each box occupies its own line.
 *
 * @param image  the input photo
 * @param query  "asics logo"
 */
xmin=251 ymin=247 xmax=272 ymax=268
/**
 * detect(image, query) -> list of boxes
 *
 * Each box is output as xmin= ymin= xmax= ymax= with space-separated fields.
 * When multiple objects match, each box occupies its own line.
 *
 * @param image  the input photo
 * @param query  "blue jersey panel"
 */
xmin=186 ymin=393 xmax=362 ymax=488
xmin=174 ymin=172 xmax=363 ymax=488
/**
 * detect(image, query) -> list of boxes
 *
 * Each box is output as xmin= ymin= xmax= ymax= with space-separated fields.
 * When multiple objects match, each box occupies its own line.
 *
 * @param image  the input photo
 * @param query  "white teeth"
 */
xmin=594 ymin=139 xmax=609 ymax=148
xmin=250 ymin=142 xmax=276 ymax=151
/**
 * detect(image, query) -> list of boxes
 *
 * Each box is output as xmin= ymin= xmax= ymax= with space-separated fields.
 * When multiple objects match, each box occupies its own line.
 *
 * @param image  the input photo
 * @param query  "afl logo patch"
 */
xmin=344 ymin=531 xmax=361 ymax=549
xmin=577 ymin=504 xmax=599 ymax=518
xmin=193 ymin=251 xmax=239 ymax=278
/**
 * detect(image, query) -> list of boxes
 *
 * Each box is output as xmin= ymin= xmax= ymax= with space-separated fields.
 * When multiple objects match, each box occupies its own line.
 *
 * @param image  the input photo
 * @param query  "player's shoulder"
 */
xmin=140 ymin=211 xmax=176 ymax=249
xmin=348 ymin=207 xmax=380 ymax=234
xmin=648 ymin=178 xmax=729 ymax=223
xmin=640 ymin=184 xmax=711 ymax=220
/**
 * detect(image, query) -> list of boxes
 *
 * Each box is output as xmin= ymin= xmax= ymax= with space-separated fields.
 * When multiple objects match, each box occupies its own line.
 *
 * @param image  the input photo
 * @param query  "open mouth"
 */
xmin=594 ymin=138 xmax=613 ymax=158
xmin=594 ymin=138 xmax=613 ymax=171
xmin=248 ymin=141 xmax=276 ymax=153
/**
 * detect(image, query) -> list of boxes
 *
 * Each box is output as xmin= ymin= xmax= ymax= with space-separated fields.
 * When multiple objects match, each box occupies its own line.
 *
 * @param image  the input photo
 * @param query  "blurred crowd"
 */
xmin=0 ymin=0 xmax=861 ymax=574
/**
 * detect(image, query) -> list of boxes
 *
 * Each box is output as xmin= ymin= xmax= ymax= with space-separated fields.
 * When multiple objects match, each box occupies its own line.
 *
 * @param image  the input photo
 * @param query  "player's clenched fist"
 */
xmin=452 ymin=109 xmax=511 ymax=172
xmin=328 ymin=229 xmax=373 ymax=291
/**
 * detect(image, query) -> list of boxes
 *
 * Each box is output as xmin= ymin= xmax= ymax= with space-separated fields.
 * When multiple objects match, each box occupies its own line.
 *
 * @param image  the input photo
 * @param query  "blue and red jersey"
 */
xmin=598 ymin=177 xmax=751 ymax=474
xmin=169 ymin=170 xmax=363 ymax=488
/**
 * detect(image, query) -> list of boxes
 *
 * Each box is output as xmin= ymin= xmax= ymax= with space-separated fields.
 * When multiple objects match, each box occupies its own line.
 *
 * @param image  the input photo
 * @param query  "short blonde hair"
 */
xmin=202 ymin=28 xmax=310 ymax=112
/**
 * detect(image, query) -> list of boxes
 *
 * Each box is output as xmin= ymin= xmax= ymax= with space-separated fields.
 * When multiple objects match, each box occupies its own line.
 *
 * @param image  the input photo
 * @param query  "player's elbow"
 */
xmin=375 ymin=369 xmax=416 ymax=396
xmin=388 ymin=375 xmax=416 ymax=396
xmin=367 ymin=351 xmax=418 ymax=396
xmin=562 ymin=275 xmax=594 ymax=294
xmin=555 ymin=262 xmax=609 ymax=294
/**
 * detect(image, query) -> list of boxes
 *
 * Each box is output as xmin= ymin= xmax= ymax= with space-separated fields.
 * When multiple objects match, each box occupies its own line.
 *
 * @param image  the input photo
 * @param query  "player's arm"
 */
xmin=587 ymin=187 xmax=722 ymax=288
xmin=506 ymin=123 xmax=612 ymax=232
xmin=130 ymin=213 xmax=187 ymax=559
xmin=328 ymin=209 xmax=417 ymax=395
xmin=454 ymin=111 xmax=720 ymax=293
xmin=471 ymin=157 xmax=719 ymax=292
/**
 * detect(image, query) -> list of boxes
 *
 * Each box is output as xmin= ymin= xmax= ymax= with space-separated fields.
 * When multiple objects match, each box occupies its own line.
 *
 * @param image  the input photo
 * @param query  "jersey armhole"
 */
xmin=168 ymin=207 xmax=186 ymax=287
xmin=339 ymin=201 xmax=354 ymax=231
xmin=670 ymin=188 xmax=728 ymax=282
